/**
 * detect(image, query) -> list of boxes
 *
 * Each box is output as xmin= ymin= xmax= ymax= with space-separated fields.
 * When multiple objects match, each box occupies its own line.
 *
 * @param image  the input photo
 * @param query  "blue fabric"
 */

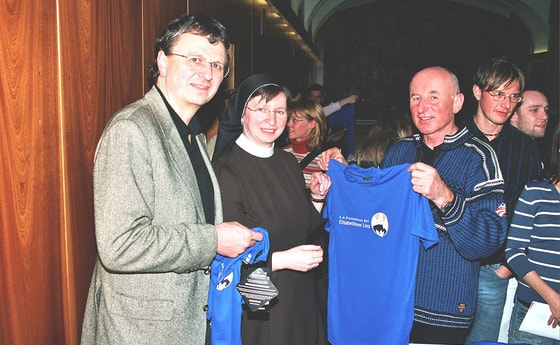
xmin=380 ymin=127 xmax=508 ymax=329
xmin=465 ymin=264 xmax=510 ymax=344
xmin=207 ymin=227 xmax=270 ymax=345
xmin=327 ymin=103 xmax=355 ymax=157
xmin=324 ymin=161 xmax=437 ymax=345
xmin=471 ymin=341 xmax=530 ymax=345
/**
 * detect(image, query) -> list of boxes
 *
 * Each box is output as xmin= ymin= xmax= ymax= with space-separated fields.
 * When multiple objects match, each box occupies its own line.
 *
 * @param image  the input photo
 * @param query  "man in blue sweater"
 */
xmin=320 ymin=66 xmax=508 ymax=344
xmin=381 ymin=66 xmax=508 ymax=344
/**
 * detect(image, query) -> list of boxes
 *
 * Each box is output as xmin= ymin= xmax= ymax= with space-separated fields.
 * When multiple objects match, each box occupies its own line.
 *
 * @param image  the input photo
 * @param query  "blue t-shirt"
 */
xmin=207 ymin=227 xmax=270 ymax=345
xmin=324 ymin=161 xmax=437 ymax=345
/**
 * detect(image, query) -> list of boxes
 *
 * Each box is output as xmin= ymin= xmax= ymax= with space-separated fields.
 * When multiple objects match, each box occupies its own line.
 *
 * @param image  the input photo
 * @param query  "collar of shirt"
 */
xmin=465 ymin=115 xmax=505 ymax=143
xmin=236 ymin=133 xmax=274 ymax=158
xmin=155 ymin=85 xmax=204 ymax=141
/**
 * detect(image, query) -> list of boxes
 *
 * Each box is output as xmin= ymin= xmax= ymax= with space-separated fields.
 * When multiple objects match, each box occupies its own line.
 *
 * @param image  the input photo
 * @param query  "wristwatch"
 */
xmin=439 ymin=200 xmax=453 ymax=214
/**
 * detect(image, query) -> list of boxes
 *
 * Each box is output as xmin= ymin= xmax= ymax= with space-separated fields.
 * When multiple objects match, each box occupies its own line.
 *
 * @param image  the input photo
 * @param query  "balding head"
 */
xmin=409 ymin=67 xmax=464 ymax=147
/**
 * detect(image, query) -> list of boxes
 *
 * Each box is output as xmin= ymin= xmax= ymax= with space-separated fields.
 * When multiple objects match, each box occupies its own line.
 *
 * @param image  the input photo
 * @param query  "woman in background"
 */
xmin=350 ymin=105 xmax=412 ymax=168
xmin=213 ymin=73 xmax=330 ymax=345
xmin=505 ymin=123 xmax=560 ymax=344
xmin=283 ymin=99 xmax=328 ymax=188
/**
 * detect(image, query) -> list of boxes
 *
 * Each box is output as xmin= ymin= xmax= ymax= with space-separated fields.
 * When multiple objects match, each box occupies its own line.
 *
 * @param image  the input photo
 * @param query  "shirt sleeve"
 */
xmin=323 ymin=102 xmax=342 ymax=117
xmin=414 ymin=194 xmax=438 ymax=249
xmin=505 ymin=184 xmax=535 ymax=279
xmin=440 ymin=154 xmax=508 ymax=261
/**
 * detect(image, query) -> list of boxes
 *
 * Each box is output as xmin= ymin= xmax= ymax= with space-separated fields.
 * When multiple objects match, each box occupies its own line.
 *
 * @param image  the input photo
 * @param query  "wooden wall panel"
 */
xmin=187 ymin=0 xmax=213 ymax=15
xmin=202 ymin=0 xmax=254 ymax=85
xmin=231 ymin=0 xmax=256 ymax=80
xmin=143 ymin=0 xmax=188 ymax=93
xmin=57 ymin=0 xmax=144 ymax=342
xmin=0 ymin=0 xmax=65 ymax=344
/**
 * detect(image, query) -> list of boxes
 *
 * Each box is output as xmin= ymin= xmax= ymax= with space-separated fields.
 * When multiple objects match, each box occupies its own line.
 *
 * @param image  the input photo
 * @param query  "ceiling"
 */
xmin=289 ymin=0 xmax=552 ymax=53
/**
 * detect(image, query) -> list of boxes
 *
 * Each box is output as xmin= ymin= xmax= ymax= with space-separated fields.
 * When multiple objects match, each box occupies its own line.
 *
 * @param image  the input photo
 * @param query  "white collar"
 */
xmin=235 ymin=133 xmax=274 ymax=158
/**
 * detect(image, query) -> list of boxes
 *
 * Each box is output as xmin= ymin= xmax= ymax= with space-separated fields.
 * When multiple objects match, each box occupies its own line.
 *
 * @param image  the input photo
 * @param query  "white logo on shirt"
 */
xmin=371 ymin=212 xmax=389 ymax=237
xmin=217 ymin=271 xmax=234 ymax=290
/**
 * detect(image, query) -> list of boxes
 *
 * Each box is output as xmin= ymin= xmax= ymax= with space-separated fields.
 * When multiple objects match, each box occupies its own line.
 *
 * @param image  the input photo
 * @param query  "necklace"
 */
xmin=483 ymin=132 xmax=499 ymax=137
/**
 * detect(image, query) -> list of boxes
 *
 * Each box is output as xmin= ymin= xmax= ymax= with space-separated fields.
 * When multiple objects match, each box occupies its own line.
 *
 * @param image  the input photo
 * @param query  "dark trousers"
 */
xmin=410 ymin=321 xmax=469 ymax=344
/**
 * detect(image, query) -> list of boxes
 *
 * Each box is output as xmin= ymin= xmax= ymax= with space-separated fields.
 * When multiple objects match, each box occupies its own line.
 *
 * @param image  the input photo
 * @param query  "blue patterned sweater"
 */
xmin=381 ymin=127 xmax=508 ymax=328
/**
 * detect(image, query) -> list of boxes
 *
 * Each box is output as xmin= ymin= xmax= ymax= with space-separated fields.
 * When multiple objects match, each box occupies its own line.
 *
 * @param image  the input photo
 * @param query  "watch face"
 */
xmin=441 ymin=202 xmax=452 ymax=214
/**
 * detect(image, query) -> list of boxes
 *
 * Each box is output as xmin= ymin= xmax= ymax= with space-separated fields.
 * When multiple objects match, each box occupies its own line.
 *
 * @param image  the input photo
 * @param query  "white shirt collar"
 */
xmin=235 ymin=133 xmax=274 ymax=158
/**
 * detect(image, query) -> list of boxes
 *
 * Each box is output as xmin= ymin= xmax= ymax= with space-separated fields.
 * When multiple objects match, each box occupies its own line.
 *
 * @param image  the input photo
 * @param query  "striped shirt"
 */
xmin=283 ymin=140 xmax=322 ymax=189
xmin=505 ymin=179 xmax=560 ymax=304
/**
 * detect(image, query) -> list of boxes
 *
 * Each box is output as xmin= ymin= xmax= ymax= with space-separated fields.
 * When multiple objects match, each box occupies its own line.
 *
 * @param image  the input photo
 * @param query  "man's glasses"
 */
xmin=167 ymin=53 xmax=229 ymax=78
xmin=485 ymin=90 xmax=523 ymax=103
xmin=246 ymin=107 xmax=288 ymax=119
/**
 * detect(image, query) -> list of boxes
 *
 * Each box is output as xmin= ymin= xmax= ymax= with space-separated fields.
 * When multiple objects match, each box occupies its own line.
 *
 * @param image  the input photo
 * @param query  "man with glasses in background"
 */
xmin=464 ymin=56 xmax=543 ymax=344
xmin=80 ymin=14 xmax=263 ymax=345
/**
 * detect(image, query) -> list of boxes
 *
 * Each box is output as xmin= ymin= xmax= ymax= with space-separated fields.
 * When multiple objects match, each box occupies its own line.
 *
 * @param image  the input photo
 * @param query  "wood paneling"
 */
xmin=57 ymin=1 xmax=144 ymax=342
xmin=143 ymin=0 xmax=188 ymax=93
xmin=0 ymin=0 xmax=65 ymax=344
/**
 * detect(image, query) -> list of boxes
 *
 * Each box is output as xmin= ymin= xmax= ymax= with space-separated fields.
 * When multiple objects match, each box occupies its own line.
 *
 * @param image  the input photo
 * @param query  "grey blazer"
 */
xmin=81 ymin=87 xmax=222 ymax=345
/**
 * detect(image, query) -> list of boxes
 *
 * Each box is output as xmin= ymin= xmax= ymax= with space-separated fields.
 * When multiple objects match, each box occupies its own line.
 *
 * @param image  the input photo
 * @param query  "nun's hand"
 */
xmin=310 ymin=172 xmax=331 ymax=200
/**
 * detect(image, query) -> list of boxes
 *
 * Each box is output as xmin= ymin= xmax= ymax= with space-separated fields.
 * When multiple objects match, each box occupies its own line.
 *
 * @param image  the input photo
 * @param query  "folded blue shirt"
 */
xmin=207 ymin=227 xmax=270 ymax=345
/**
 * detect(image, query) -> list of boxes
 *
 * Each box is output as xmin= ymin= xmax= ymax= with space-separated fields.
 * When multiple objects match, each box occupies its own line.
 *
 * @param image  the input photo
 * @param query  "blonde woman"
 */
xmin=283 ymin=99 xmax=328 ymax=188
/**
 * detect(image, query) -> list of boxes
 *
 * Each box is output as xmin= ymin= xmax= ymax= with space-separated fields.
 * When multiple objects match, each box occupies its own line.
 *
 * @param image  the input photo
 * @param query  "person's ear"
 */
xmin=472 ymin=84 xmax=482 ymax=101
xmin=156 ymin=50 xmax=168 ymax=78
xmin=510 ymin=112 xmax=519 ymax=126
xmin=452 ymin=93 xmax=464 ymax=114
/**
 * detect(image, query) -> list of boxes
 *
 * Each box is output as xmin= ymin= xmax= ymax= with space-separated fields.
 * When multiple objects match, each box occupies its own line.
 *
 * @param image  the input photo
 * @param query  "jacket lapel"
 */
xmin=144 ymin=87 xmax=206 ymax=222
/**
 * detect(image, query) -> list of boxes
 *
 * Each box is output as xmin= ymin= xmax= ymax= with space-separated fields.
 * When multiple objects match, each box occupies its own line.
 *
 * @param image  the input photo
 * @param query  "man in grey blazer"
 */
xmin=81 ymin=14 xmax=263 ymax=345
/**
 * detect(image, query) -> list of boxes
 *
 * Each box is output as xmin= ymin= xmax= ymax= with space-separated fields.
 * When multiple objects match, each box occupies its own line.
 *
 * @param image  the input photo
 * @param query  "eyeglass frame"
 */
xmin=484 ymin=90 xmax=523 ymax=103
xmin=287 ymin=116 xmax=305 ymax=124
xmin=246 ymin=106 xmax=289 ymax=119
xmin=167 ymin=52 xmax=229 ymax=78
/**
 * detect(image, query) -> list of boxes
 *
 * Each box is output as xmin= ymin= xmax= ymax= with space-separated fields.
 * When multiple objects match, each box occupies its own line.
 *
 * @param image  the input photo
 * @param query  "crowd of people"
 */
xmin=80 ymin=13 xmax=558 ymax=345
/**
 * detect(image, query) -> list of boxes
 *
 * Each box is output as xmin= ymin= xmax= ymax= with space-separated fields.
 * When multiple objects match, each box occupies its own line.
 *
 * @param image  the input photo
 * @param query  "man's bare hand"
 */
xmin=216 ymin=222 xmax=263 ymax=258
xmin=408 ymin=162 xmax=454 ymax=208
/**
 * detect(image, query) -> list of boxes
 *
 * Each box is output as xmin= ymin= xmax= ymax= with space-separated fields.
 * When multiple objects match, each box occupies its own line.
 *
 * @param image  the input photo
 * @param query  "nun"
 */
xmin=212 ymin=73 xmax=330 ymax=345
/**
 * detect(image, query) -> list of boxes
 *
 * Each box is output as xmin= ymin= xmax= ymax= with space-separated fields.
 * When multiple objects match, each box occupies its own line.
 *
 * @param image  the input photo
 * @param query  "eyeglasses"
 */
xmin=246 ymin=107 xmax=289 ymax=119
xmin=287 ymin=117 xmax=304 ymax=124
xmin=167 ymin=53 xmax=229 ymax=77
xmin=485 ymin=90 xmax=523 ymax=103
